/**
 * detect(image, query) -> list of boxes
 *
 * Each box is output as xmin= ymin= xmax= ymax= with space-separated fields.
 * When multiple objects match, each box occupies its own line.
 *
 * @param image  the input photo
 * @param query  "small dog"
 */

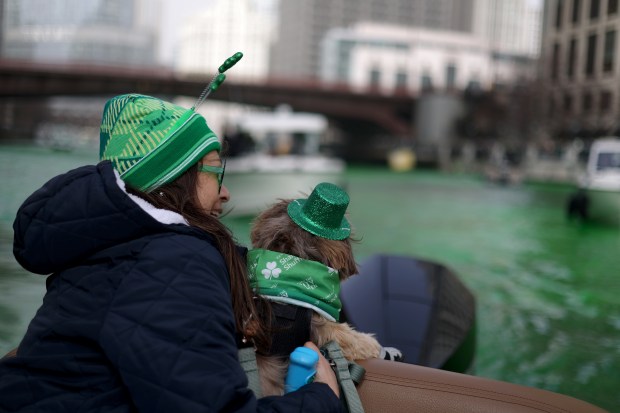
xmin=248 ymin=185 xmax=401 ymax=396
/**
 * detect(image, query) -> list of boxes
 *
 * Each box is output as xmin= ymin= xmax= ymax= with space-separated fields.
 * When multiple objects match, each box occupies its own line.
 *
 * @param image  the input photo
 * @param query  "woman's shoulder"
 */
xmin=141 ymin=231 xmax=224 ymax=263
xmin=112 ymin=233 xmax=231 ymax=300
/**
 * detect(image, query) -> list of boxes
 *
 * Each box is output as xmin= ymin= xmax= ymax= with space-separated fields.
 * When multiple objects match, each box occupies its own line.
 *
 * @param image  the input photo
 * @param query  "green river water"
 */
xmin=1 ymin=144 xmax=619 ymax=412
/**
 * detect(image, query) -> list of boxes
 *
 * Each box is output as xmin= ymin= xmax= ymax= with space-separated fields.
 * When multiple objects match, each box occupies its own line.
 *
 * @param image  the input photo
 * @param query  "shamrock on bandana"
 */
xmin=262 ymin=261 xmax=282 ymax=280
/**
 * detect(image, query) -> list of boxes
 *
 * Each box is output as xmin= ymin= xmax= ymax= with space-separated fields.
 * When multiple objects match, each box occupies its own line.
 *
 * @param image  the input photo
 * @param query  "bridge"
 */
xmin=0 ymin=59 xmax=416 ymax=142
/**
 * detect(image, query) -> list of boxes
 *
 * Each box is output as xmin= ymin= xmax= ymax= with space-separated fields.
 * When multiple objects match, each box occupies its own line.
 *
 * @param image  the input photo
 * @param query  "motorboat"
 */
xmin=340 ymin=254 xmax=606 ymax=412
xmin=2 ymin=253 xmax=607 ymax=412
xmin=567 ymin=137 xmax=620 ymax=225
xmin=222 ymin=105 xmax=346 ymax=216
xmin=523 ymin=140 xmax=585 ymax=184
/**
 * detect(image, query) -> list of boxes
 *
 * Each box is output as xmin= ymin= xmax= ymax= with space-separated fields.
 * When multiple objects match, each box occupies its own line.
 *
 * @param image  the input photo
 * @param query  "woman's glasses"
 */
xmin=198 ymin=158 xmax=226 ymax=193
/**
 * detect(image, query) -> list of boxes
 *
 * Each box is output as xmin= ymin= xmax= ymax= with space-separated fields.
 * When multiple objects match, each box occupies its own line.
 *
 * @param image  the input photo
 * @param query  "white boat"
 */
xmin=522 ymin=140 xmax=585 ymax=184
xmin=223 ymin=105 xmax=346 ymax=216
xmin=567 ymin=137 xmax=620 ymax=225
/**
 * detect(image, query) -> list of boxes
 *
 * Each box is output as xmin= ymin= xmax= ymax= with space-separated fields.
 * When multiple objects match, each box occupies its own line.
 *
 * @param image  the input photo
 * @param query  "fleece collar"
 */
xmin=114 ymin=169 xmax=187 ymax=226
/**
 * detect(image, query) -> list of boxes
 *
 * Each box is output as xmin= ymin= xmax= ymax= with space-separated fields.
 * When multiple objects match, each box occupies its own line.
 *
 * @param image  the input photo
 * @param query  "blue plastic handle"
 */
xmin=284 ymin=347 xmax=319 ymax=393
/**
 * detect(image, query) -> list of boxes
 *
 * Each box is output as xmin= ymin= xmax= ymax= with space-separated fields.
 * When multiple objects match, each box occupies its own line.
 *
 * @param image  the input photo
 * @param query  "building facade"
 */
xmin=1 ymin=0 xmax=159 ymax=67
xmin=271 ymin=0 xmax=475 ymax=79
xmin=320 ymin=23 xmax=493 ymax=94
xmin=541 ymin=0 xmax=620 ymax=138
xmin=0 ymin=0 xmax=161 ymax=145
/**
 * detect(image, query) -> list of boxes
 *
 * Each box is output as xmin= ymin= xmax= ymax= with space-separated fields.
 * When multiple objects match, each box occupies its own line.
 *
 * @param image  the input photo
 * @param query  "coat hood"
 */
xmin=13 ymin=161 xmax=189 ymax=275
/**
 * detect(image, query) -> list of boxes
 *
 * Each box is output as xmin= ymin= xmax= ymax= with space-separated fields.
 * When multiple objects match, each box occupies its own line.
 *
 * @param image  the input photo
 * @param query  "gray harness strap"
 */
xmin=322 ymin=340 xmax=366 ymax=413
xmin=238 ymin=347 xmax=262 ymax=398
xmin=239 ymin=341 xmax=365 ymax=413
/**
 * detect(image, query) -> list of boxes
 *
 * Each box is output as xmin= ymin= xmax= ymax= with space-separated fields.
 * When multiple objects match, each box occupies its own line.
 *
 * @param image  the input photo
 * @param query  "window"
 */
xmin=548 ymin=96 xmax=556 ymax=117
xmin=421 ymin=73 xmax=433 ymax=92
xmin=585 ymin=33 xmax=597 ymax=77
xmin=572 ymin=0 xmax=581 ymax=23
xmin=609 ymin=0 xmax=618 ymax=15
xmin=596 ymin=152 xmax=620 ymax=170
xmin=563 ymin=93 xmax=573 ymax=113
xmin=446 ymin=64 xmax=457 ymax=89
xmin=556 ymin=0 xmax=564 ymax=29
xmin=369 ymin=68 xmax=381 ymax=87
xmin=552 ymin=42 xmax=560 ymax=80
xmin=590 ymin=0 xmax=600 ymax=19
xmin=567 ymin=38 xmax=577 ymax=78
xmin=467 ymin=80 xmax=481 ymax=92
xmin=583 ymin=92 xmax=593 ymax=112
xmin=395 ymin=71 xmax=408 ymax=90
xmin=600 ymin=90 xmax=612 ymax=111
xmin=603 ymin=30 xmax=616 ymax=72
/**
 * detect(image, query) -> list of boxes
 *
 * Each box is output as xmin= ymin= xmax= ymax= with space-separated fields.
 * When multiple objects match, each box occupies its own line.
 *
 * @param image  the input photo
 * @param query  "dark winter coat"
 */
xmin=0 ymin=161 xmax=342 ymax=413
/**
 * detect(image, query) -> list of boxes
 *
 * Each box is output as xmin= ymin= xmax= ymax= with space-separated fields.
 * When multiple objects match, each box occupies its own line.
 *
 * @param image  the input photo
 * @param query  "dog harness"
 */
xmin=239 ymin=341 xmax=366 ymax=413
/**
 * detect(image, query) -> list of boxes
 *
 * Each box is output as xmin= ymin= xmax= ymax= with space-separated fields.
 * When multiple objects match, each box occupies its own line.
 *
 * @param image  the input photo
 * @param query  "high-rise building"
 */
xmin=320 ymin=23 xmax=493 ymax=93
xmin=1 ymin=0 xmax=160 ymax=67
xmin=0 ymin=0 xmax=4 ymax=56
xmin=473 ymin=0 xmax=544 ymax=86
xmin=0 ymin=0 xmax=162 ymax=146
xmin=473 ymin=0 xmax=543 ymax=58
xmin=173 ymin=0 xmax=277 ymax=135
xmin=541 ymin=0 xmax=620 ymax=138
xmin=270 ymin=0 xmax=475 ymax=79
xmin=319 ymin=1 xmax=544 ymax=93
xmin=176 ymin=0 xmax=275 ymax=80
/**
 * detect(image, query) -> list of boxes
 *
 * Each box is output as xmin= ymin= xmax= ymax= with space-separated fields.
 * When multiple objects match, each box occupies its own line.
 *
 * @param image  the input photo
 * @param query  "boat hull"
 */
xmin=584 ymin=188 xmax=620 ymax=225
xmin=567 ymin=137 xmax=620 ymax=226
xmin=223 ymin=169 xmax=346 ymax=216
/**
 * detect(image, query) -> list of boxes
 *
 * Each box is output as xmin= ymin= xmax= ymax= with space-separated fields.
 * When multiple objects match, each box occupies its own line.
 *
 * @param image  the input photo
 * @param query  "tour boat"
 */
xmin=1 ymin=253 xmax=607 ymax=412
xmin=223 ymin=105 xmax=346 ymax=216
xmin=340 ymin=253 xmax=605 ymax=412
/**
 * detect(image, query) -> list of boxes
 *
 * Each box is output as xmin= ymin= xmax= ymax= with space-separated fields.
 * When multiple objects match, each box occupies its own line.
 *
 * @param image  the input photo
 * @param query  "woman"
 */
xmin=0 ymin=94 xmax=342 ymax=412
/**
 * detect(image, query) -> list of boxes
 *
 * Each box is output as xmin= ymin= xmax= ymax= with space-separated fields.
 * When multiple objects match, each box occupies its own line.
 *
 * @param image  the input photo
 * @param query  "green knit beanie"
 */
xmin=99 ymin=94 xmax=221 ymax=192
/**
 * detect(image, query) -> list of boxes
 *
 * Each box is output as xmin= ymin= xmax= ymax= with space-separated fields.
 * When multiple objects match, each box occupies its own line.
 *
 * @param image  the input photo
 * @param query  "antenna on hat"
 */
xmin=192 ymin=52 xmax=244 ymax=111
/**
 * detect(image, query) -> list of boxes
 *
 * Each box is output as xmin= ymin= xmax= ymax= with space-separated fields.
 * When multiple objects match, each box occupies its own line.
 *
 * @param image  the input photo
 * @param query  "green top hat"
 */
xmin=287 ymin=182 xmax=351 ymax=240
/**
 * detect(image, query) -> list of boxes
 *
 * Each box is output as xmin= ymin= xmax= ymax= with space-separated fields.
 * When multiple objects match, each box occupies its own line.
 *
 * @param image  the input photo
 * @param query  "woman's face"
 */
xmin=196 ymin=150 xmax=230 ymax=217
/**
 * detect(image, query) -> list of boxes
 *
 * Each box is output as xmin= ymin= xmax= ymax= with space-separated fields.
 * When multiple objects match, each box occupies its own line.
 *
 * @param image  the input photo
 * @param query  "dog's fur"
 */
xmin=250 ymin=199 xmax=382 ymax=396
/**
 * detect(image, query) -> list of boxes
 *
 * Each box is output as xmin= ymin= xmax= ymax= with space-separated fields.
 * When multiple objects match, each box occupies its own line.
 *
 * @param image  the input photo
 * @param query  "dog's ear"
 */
xmin=250 ymin=200 xmax=291 ymax=248
xmin=316 ymin=238 xmax=358 ymax=280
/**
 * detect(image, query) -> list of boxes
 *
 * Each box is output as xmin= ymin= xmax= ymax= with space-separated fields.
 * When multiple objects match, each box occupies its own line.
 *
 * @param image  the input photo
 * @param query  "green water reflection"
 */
xmin=1 ymin=144 xmax=618 ymax=411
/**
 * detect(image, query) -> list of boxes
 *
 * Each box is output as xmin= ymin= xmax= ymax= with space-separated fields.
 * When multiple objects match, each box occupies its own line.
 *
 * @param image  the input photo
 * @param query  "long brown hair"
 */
xmin=127 ymin=163 xmax=269 ymax=349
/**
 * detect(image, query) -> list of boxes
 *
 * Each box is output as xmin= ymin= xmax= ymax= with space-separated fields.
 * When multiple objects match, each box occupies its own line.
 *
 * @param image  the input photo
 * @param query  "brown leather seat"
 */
xmin=2 ymin=348 xmax=607 ymax=411
xmin=356 ymin=358 xmax=608 ymax=413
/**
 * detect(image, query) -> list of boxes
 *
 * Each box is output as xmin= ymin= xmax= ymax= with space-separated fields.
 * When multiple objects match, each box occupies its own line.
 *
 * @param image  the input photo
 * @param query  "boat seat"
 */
xmin=1 ymin=348 xmax=607 ymax=411
xmin=356 ymin=358 xmax=608 ymax=413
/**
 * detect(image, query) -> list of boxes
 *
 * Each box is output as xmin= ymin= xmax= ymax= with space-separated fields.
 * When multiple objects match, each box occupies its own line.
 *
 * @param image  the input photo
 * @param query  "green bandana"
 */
xmin=247 ymin=249 xmax=341 ymax=321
